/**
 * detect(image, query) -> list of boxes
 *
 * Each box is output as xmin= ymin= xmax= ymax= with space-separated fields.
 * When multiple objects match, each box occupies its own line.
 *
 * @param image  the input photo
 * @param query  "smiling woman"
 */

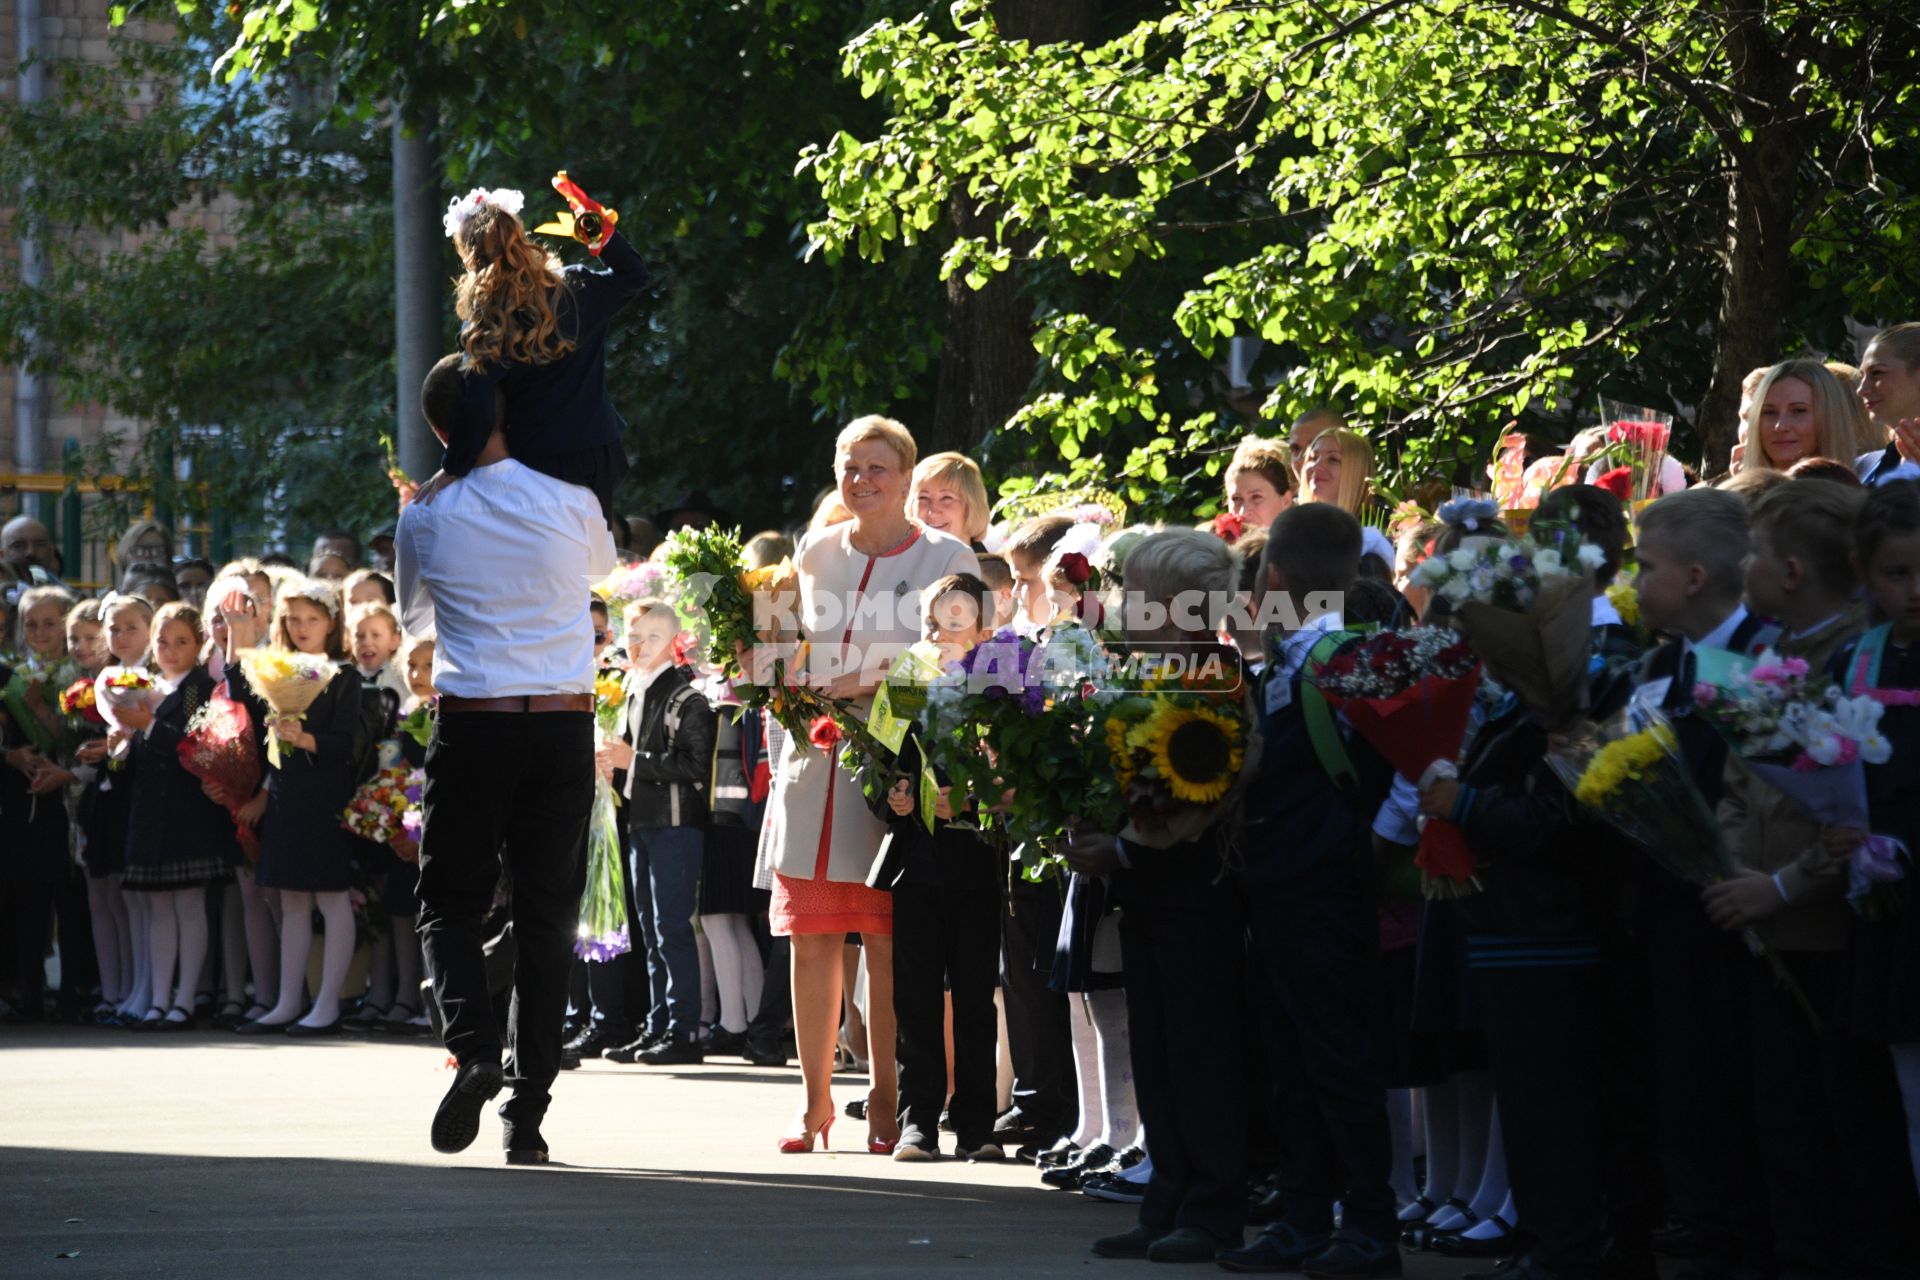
xmin=762 ymin=414 xmax=979 ymax=1160
xmin=1743 ymin=358 xmax=1883 ymax=474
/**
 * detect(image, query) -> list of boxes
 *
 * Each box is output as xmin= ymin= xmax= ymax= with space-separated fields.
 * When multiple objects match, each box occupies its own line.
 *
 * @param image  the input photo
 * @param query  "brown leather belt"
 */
xmin=439 ymin=693 xmax=594 ymax=714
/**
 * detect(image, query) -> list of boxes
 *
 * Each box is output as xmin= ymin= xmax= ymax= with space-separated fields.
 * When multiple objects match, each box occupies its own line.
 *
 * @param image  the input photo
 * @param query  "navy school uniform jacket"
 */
xmin=1636 ymin=612 xmax=1779 ymax=810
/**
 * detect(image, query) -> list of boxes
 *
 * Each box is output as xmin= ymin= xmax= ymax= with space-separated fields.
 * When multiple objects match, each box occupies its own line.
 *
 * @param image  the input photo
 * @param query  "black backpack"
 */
xmin=347 ymin=682 xmax=401 ymax=786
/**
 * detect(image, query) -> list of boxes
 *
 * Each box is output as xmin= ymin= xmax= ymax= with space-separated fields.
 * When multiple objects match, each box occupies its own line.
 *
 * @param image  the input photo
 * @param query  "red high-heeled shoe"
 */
xmin=868 ymin=1133 xmax=899 ymax=1156
xmin=778 ymin=1114 xmax=834 ymax=1154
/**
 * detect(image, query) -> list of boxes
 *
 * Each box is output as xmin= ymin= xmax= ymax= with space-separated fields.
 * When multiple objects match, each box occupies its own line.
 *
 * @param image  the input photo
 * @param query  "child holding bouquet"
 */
xmin=877 ymin=574 xmax=1005 ymax=1162
xmin=1703 ymin=478 xmax=1918 ymax=1276
xmin=1833 ymin=481 xmax=1920 ymax=1203
xmin=120 ymin=604 xmax=237 ymax=1027
xmin=223 ymin=578 xmax=366 ymax=1036
xmin=92 ymin=594 xmax=158 ymax=1022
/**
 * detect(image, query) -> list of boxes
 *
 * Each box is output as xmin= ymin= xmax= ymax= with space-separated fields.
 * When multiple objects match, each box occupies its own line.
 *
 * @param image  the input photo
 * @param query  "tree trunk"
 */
xmin=928 ymin=0 xmax=1101 ymax=457
xmin=1696 ymin=12 xmax=1804 ymax=478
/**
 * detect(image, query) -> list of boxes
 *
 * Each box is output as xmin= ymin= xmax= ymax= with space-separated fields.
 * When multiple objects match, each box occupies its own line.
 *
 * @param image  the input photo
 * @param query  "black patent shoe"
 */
xmin=1041 ymin=1141 xmax=1116 ymax=1189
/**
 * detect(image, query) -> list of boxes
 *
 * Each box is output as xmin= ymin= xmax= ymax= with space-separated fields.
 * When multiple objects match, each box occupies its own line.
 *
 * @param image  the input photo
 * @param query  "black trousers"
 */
xmin=1002 ymin=875 xmax=1075 ymax=1135
xmin=1644 ymin=881 xmax=1769 ymax=1271
xmin=1747 ymin=950 xmax=1920 ymax=1280
xmin=1476 ymin=958 xmax=1656 ymax=1279
xmin=417 ymin=710 xmax=593 ymax=1128
xmin=1113 ymin=865 xmax=1247 ymax=1240
xmin=1245 ymin=872 xmax=1397 ymax=1244
xmin=892 ymin=880 xmax=1001 ymax=1143
xmin=6 ymin=878 xmax=56 ymax=1013
xmin=748 ymin=935 xmax=791 ymax=1038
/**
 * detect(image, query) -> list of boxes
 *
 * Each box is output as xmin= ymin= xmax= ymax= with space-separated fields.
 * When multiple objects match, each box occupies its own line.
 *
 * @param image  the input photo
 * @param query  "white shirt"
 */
xmin=394 ymin=458 xmax=615 ymax=699
xmin=620 ymin=662 xmax=677 ymax=800
xmin=1688 ymin=604 xmax=1749 ymax=658
xmin=1590 ymin=593 xmax=1624 ymax=629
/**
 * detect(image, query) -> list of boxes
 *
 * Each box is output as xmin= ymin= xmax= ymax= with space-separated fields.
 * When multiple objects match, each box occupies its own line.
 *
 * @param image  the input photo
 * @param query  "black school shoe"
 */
xmin=1041 ymin=1142 xmax=1117 ymax=1189
xmin=430 ymin=1059 xmax=504 ymax=1154
xmin=1148 ymin=1227 xmax=1239 ymax=1263
xmin=1081 ymin=1174 xmax=1146 ymax=1205
xmin=1091 ymin=1225 xmax=1165 ymax=1259
xmin=503 ymin=1118 xmax=550 ymax=1166
xmin=741 ymin=1034 xmax=789 ymax=1067
xmin=602 ymin=1031 xmax=663 ymax=1064
xmin=1302 ymin=1228 xmax=1403 ymax=1279
xmin=1218 ymin=1222 xmax=1333 ymax=1273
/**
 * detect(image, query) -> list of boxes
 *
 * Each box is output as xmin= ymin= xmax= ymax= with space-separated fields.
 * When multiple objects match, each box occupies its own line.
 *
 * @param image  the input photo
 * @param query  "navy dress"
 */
xmin=123 ymin=668 xmax=238 ymax=890
xmin=1839 ymin=631 xmax=1920 ymax=1043
xmin=230 ymin=661 xmax=365 ymax=894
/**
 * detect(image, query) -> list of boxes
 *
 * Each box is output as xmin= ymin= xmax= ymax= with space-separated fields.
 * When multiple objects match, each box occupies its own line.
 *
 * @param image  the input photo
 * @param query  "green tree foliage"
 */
xmin=805 ymin=0 xmax=1920 ymax=497
xmin=0 ymin=29 xmax=398 ymax=555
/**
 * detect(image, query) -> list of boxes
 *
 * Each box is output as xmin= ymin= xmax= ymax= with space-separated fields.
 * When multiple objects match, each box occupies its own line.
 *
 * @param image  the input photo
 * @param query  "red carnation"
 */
xmin=1210 ymin=512 xmax=1246 ymax=544
xmin=1057 ymin=552 xmax=1093 ymax=586
xmin=807 ymin=715 xmax=843 ymax=750
xmin=1595 ymin=466 xmax=1633 ymax=500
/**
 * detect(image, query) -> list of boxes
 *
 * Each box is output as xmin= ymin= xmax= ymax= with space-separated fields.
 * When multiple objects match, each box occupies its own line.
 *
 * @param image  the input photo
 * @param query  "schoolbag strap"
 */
xmin=1301 ymin=630 xmax=1361 ymax=793
xmin=1851 ymin=623 xmax=1892 ymax=695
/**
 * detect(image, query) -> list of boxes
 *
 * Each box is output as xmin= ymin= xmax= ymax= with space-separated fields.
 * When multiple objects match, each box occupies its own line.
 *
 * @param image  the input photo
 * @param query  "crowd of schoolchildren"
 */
xmin=6 ymin=191 xmax=1920 ymax=1280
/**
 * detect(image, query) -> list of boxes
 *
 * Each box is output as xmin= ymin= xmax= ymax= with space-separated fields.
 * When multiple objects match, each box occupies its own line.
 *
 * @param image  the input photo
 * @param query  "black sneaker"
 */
xmin=1091 ymin=1225 xmax=1164 ymax=1259
xmin=635 ymin=1033 xmax=705 ymax=1066
xmin=430 ymin=1059 xmax=504 ymax=1154
xmin=1302 ymin=1228 xmax=1403 ymax=1279
xmin=603 ymin=1031 xmax=663 ymax=1064
xmin=892 ymin=1124 xmax=939 ymax=1161
xmin=564 ymin=1023 xmax=628 ymax=1059
xmin=1147 ymin=1227 xmax=1236 ymax=1263
xmin=992 ymin=1106 xmax=1047 ymax=1146
xmin=706 ymin=1026 xmax=746 ymax=1057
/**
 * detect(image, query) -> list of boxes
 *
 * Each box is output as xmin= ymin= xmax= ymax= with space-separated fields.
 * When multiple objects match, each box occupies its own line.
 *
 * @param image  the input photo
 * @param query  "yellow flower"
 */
xmin=594 ymin=674 xmax=624 ymax=708
xmin=1606 ymin=580 xmax=1641 ymax=629
xmin=1574 ymin=723 xmax=1676 ymax=806
xmin=1141 ymin=702 xmax=1245 ymax=804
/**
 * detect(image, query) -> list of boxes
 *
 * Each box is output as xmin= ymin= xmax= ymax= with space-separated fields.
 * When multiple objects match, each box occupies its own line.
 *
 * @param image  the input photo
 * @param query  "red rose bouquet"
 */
xmin=1313 ymin=626 xmax=1484 ymax=896
xmin=178 ymin=687 xmax=264 ymax=862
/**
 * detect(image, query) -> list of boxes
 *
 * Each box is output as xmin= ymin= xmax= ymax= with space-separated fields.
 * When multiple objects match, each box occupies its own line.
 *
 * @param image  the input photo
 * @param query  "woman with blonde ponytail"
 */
xmin=439 ymin=182 xmax=652 ymax=522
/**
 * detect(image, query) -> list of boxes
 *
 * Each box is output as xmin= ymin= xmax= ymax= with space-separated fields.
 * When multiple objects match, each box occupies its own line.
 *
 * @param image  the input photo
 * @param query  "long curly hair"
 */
xmin=453 ymin=203 xmax=576 ymax=371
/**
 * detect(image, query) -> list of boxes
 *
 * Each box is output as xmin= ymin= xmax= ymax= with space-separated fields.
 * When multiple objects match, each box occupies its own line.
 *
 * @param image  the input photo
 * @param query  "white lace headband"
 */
xmin=442 ymin=187 xmax=525 ymax=240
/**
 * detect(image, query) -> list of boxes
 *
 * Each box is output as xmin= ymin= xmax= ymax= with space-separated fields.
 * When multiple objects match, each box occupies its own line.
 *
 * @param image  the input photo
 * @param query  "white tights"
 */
xmin=117 ymin=892 xmax=154 ymax=1019
xmin=700 ymin=913 xmax=764 ymax=1034
xmin=230 ymin=867 xmax=278 ymax=1015
xmin=1067 ymin=989 xmax=1140 ymax=1149
xmin=256 ymin=889 xmax=354 ymax=1028
xmin=146 ymin=889 xmax=210 ymax=1016
xmin=86 ymin=874 xmax=132 ymax=1006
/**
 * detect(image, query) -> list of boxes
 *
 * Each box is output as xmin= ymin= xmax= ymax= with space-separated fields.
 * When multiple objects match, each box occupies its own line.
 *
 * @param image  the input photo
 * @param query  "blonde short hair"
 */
xmin=834 ymin=414 xmax=917 ymax=473
xmin=1744 ymin=359 xmax=1882 ymax=470
xmin=1121 ymin=528 xmax=1238 ymax=639
xmin=347 ymin=600 xmax=402 ymax=638
xmin=910 ymin=452 xmax=991 ymax=543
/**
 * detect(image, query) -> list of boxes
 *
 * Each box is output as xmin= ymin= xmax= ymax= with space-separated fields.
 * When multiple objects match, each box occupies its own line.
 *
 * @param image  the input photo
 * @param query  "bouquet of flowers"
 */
xmin=1411 ymin=528 xmax=1603 ymax=733
xmin=1551 ymin=704 xmax=1823 ymax=1021
xmin=59 ymin=677 xmax=105 ymax=727
xmin=919 ymin=624 xmax=1124 ymax=875
xmin=340 ymin=763 xmax=424 ymax=855
xmin=238 ymin=647 xmax=337 ymax=768
xmin=179 ymin=688 xmax=265 ymax=862
xmin=1586 ymin=402 xmax=1675 ymax=504
xmin=834 ymin=640 xmax=950 ymax=828
xmin=575 ymin=668 xmax=632 ymax=960
xmin=4 ymin=654 xmax=80 ymax=754
xmin=1314 ymin=626 xmax=1484 ymax=896
xmin=657 ymin=524 xmax=826 ymax=740
xmin=595 ymin=560 xmax=676 ymax=621
xmin=1102 ymin=663 xmax=1255 ymax=850
xmin=94 ymin=666 xmax=159 ymax=736
xmin=1692 ymin=649 xmax=1889 ymax=827
xmin=576 ymin=779 xmax=630 ymax=961
xmin=396 ymin=700 xmax=434 ymax=750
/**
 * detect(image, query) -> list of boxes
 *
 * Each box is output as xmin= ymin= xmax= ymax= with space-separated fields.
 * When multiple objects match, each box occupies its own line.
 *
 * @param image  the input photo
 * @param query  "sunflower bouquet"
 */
xmin=1102 ymin=665 xmax=1254 ymax=850
xmin=918 ymin=624 xmax=1124 ymax=875
xmin=237 ymin=647 xmax=338 ymax=768
xmin=1313 ymin=626 xmax=1484 ymax=897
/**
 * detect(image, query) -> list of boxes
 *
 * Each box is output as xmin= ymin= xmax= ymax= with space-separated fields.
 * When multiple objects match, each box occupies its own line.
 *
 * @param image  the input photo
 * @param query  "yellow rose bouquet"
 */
xmin=238 ymin=647 xmax=337 ymax=768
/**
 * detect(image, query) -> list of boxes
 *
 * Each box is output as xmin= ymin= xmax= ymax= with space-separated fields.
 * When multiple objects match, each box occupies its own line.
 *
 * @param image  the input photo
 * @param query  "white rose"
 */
xmin=1447 ymin=547 xmax=1478 ymax=572
xmin=1534 ymin=548 xmax=1564 ymax=576
xmin=1440 ymin=576 xmax=1473 ymax=603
